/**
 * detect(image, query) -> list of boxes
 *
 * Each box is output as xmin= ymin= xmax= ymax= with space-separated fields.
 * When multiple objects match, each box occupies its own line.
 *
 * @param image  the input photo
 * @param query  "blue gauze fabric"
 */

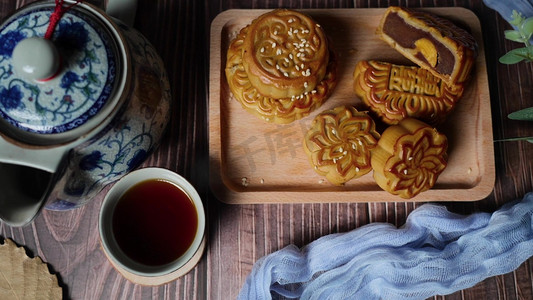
xmin=238 ymin=193 xmax=533 ymax=299
xmin=483 ymin=0 xmax=533 ymax=24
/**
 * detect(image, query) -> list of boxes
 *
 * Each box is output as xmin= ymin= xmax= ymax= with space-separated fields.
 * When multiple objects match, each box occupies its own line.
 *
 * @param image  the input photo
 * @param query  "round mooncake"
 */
xmin=303 ymin=106 xmax=380 ymax=185
xmin=225 ymin=9 xmax=337 ymax=124
xmin=371 ymin=118 xmax=448 ymax=198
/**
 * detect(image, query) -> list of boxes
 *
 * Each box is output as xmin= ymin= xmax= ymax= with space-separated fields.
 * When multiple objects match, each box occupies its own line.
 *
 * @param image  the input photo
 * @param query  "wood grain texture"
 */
xmin=0 ymin=0 xmax=532 ymax=299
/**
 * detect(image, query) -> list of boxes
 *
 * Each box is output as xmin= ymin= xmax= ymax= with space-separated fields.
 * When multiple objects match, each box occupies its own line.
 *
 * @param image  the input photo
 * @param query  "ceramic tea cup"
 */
xmin=99 ymin=167 xmax=205 ymax=283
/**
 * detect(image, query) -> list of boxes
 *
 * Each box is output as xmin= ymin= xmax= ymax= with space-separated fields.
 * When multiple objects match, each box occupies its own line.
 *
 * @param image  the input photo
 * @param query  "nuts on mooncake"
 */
xmin=303 ymin=106 xmax=380 ymax=185
xmin=353 ymin=60 xmax=464 ymax=125
xmin=377 ymin=6 xmax=477 ymax=86
xmin=225 ymin=9 xmax=337 ymax=124
xmin=371 ymin=118 xmax=448 ymax=198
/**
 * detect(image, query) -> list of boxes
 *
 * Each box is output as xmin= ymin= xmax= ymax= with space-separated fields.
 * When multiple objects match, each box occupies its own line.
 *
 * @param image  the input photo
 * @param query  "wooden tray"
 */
xmin=209 ymin=8 xmax=495 ymax=204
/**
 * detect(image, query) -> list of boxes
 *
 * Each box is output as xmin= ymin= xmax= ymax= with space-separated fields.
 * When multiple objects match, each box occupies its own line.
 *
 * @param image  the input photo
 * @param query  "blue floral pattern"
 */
xmin=60 ymin=71 xmax=81 ymax=90
xmin=79 ymin=150 xmax=103 ymax=171
xmin=0 ymin=30 xmax=26 ymax=57
xmin=0 ymin=8 xmax=115 ymax=134
xmin=45 ymin=20 xmax=171 ymax=211
xmin=128 ymin=149 xmax=148 ymax=169
xmin=55 ymin=21 xmax=89 ymax=50
xmin=0 ymin=85 xmax=23 ymax=111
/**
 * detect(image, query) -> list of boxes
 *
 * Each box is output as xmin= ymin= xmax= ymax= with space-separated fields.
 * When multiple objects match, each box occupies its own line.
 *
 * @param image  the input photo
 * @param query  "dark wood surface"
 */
xmin=1 ymin=0 xmax=532 ymax=299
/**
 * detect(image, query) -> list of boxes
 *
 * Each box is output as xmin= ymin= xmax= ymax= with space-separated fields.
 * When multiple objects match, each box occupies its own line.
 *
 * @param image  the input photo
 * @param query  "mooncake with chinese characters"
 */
xmin=225 ymin=9 xmax=337 ymax=124
xmin=377 ymin=6 xmax=477 ymax=85
xmin=303 ymin=106 xmax=380 ymax=185
xmin=371 ymin=118 xmax=448 ymax=199
xmin=353 ymin=60 xmax=464 ymax=125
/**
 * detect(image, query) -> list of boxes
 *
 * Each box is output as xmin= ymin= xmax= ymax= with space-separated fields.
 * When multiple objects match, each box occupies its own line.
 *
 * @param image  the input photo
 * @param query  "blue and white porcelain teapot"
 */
xmin=0 ymin=0 xmax=171 ymax=226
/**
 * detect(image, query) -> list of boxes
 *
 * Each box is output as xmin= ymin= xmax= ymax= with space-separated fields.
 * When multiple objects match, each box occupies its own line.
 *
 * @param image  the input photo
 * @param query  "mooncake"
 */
xmin=371 ymin=118 xmax=448 ymax=199
xmin=377 ymin=6 xmax=477 ymax=85
xmin=225 ymin=9 xmax=337 ymax=124
xmin=303 ymin=106 xmax=380 ymax=185
xmin=353 ymin=60 xmax=464 ymax=125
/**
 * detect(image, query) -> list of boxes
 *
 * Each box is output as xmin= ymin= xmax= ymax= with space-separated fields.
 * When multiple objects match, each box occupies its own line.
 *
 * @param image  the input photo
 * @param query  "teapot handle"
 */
xmin=105 ymin=0 xmax=137 ymax=27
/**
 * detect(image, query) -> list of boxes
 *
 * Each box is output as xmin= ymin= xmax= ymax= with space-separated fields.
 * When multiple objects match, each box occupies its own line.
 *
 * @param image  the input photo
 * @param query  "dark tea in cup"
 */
xmin=99 ymin=168 xmax=205 ymax=279
xmin=112 ymin=179 xmax=198 ymax=266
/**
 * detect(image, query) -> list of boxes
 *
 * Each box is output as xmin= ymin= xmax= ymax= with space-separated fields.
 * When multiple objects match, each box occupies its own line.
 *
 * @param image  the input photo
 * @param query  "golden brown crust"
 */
xmin=377 ymin=6 xmax=477 ymax=85
xmin=303 ymin=106 xmax=380 ymax=185
xmin=371 ymin=118 xmax=448 ymax=199
xmin=226 ymin=22 xmax=337 ymax=124
xmin=353 ymin=60 xmax=464 ymax=125
xmin=242 ymin=9 xmax=330 ymax=99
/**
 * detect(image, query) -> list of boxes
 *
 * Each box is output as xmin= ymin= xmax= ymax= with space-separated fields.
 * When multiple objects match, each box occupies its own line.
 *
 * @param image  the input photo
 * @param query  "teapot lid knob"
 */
xmin=12 ymin=37 xmax=60 ymax=82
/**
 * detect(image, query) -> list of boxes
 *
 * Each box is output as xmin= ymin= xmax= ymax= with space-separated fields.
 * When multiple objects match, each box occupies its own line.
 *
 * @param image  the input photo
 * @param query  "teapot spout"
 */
xmin=0 ymin=163 xmax=54 ymax=226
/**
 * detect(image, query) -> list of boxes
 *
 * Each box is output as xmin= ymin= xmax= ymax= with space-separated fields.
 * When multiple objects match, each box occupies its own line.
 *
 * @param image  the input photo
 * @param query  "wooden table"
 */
xmin=1 ymin=0 xmax=532 ymax=299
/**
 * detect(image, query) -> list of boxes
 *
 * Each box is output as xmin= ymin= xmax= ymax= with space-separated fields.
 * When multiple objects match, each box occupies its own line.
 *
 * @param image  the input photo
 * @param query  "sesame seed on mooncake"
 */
xmin=225 ymin=9 xmax=337 ymax=124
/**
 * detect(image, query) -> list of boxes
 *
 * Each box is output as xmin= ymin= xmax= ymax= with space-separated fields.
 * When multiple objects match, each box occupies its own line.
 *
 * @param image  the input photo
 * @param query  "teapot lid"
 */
xmin=0 ymin=1 xmax=127 ymax=146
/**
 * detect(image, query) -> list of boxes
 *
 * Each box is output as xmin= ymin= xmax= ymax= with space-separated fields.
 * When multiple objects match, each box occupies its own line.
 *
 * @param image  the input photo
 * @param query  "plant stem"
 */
xmin=494 ymin=136 xmax=533 ymax=142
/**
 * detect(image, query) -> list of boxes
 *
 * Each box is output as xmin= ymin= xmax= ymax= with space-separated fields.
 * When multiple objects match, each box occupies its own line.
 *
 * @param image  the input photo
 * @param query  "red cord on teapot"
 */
xmin=44 ymin=0 xmax=84 ymax=39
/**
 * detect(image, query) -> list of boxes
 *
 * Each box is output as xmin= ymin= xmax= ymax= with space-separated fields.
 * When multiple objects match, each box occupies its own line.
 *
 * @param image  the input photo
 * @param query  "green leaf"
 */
xmin=522 ymin=17 xmax=533 ymax=36
xmin=81 ymin=86 xmax=92 ymax=98
xmin=510 ymin=10 xmax=525 ymax=26
xmin=504 ymin=30 xmax=524 ymax=42
xmin=527 ymin=139 xmax=533 ymax=144
xmin=86 ymin=49 xmax=98 ymax=62
xmin=528 ymin=45 xmax=533 ymax=56
xmin=508 ymin=107 xmax=533 ymax=121
xmin=17 ymin=17 xmax=28 ymax=29
xmin=35 ymin=102 xmax=45 ymax=114
xmin=87 ymin=72 xmax=101 ymax=86
xmin=499 ymin=48 xmax=528 ymax=64
xmin=525 ymin=32 xmax=533 ymax=43
xmin=505 ymin=30 xmax=526 ymax=43
xmin=27 ymin=84 xmax=39 ymax=96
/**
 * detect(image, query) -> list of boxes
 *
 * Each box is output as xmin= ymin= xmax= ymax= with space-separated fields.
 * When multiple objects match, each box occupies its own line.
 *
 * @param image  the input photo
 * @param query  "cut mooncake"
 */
xmin=377 ymin=6 xmax=477 ymax=86
xmin=303 ymin=106 xmax=380 ymax=185
xmin=225 ymin=9 xmax=337 ymax=124
xmin=353 ymin=60 xmax=464 ymax=125
xmin=371 ymin=117 xmax=448 ymax=199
